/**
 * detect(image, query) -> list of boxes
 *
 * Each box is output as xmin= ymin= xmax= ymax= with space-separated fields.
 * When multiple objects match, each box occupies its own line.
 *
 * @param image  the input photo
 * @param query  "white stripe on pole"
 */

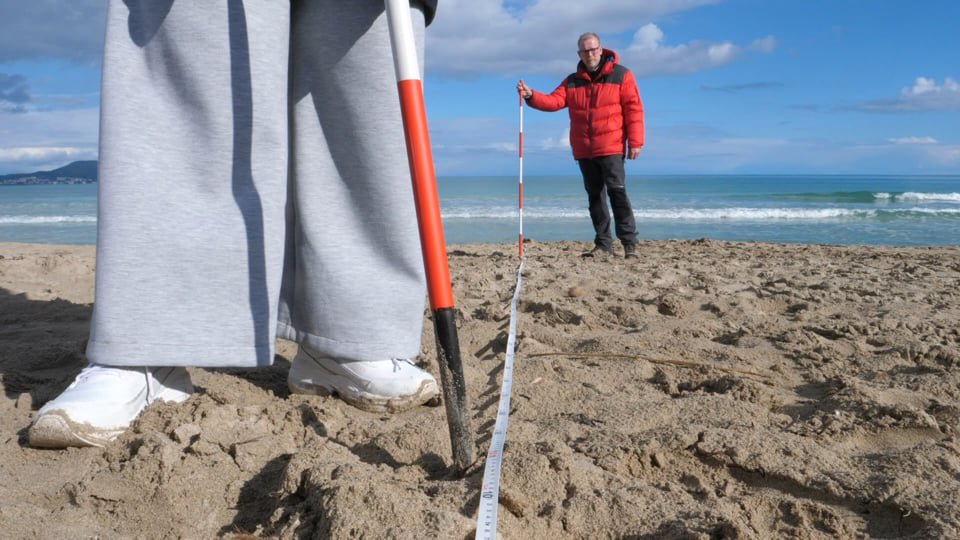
xmin=385 ymin=0 xmax=421 ymax=82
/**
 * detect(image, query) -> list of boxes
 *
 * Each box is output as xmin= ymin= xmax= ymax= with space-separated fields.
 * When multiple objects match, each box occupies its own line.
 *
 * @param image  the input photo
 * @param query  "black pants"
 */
xmin=578 ymin=155 xmax=637 ymax=249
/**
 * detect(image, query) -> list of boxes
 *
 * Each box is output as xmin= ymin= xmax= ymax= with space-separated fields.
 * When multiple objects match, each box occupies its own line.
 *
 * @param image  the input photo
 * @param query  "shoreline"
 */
xmin=4 ymin=237 xmax=960 ymax=248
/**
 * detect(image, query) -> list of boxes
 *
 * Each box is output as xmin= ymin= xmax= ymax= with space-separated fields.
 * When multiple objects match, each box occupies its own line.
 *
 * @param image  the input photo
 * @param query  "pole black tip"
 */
xmin=432 ymin=307 xmax=474 ymax=471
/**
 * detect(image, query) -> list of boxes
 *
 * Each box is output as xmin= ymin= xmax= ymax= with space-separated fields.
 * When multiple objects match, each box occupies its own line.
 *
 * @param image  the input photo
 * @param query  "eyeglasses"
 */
xmin=578 ymin=46 xmax=601 ymax=55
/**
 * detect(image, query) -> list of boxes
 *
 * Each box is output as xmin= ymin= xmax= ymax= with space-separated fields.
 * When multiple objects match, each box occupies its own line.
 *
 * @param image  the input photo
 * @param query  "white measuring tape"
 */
xmin=475 ymin=257 xmax=525 ymax=539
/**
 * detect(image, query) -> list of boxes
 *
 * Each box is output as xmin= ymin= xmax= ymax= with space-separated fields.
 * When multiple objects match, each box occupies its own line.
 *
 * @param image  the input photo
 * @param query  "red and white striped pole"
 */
xmin=518 ymin=94 xmax=524 ymax=258
xmin=384 ymin=0 xmax=474 ymax=473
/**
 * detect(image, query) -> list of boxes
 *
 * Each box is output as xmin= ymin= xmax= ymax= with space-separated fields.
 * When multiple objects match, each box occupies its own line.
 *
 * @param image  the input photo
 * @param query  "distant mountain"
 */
xmin=0 ymin=160 xmax=98 ymax=185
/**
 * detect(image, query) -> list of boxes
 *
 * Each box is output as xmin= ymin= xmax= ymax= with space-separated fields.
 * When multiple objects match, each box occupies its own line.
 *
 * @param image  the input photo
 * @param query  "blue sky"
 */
xmin=1 ymin=0 xmax=958 ymax=176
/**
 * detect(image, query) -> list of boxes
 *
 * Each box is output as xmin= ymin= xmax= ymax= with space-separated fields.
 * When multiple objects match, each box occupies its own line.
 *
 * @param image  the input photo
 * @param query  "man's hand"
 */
xmin=516 ymin=80 xmax=533 ymax=99
xmin=627 ymin=146 xmax=641 ymax=159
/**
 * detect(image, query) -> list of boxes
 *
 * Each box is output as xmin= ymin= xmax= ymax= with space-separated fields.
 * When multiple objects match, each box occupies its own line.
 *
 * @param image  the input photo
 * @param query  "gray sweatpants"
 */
xmin=87 ymin=0 xmax=428 ymax=367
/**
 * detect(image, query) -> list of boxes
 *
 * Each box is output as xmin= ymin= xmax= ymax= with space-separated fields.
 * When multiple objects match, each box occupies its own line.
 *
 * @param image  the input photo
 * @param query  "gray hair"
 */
xmin=578 ymin=32 xmax=600 ymax=49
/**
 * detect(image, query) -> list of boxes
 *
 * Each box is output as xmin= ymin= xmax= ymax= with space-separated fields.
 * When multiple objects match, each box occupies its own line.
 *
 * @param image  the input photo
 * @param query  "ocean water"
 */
xmin=440 ymin=174 xmax=960 ymax=246
xmin=2 ymin=175 xmax=959 ymax=246
xmin=0 ymin=183 xmax=98 ymax=244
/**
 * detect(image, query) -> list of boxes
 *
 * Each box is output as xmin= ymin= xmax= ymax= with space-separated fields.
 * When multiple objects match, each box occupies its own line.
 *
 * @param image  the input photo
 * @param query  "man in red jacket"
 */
xmin=518 ymin=32 xmax=644 ymax=259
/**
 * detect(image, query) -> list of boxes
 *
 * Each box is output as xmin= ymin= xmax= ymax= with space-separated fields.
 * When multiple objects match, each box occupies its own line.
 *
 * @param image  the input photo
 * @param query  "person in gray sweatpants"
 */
xmin=29 ymin=0 xmax=442 ymax=449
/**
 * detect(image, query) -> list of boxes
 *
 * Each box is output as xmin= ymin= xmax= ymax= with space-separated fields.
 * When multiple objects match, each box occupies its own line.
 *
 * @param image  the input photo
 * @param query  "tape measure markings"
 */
xmin=475 ymin=257 xmax=525 ymax=539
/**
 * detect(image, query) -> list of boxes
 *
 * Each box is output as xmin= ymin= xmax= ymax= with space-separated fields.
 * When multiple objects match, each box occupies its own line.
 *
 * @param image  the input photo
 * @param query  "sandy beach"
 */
xmin=1 ymin=239 xmax=959 ymax=539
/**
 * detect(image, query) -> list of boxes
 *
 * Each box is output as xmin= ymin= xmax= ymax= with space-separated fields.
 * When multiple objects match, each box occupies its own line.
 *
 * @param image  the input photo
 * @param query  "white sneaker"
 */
xmin=29 ymin=365 xmax=193 ymax=449
xmin=288 ymin=347 xmax=440 ymax=413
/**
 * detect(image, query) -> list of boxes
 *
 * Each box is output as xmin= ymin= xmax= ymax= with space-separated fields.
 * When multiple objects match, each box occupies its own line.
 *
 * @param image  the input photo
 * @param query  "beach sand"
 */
xmin=1 ymin=240 xmax=959 ymax=538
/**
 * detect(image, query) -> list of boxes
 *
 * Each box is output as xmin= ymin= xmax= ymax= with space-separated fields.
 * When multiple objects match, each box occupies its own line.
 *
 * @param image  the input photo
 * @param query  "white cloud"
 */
xmin=0 ymin=147 xmax=85 ymax=160
xmin=633 ymin=23 xmax=665 ymax=50
xmin=862 ymin=77 xmax=960 ymax=112
xmin=0 ymin=146 xmax=96 ymax=174
xmin=928 ymin=145 xmax=960 ymax=164
xmin=620 ymin=24 xmax=773 ymax=77
xmin=908 ymin=77 xmax=946 ymax=95
xmin=707 ymin=43 xmax=736 ymax=63
xmin=483 ymin=142 xmax=517 ymax=152
xmin=539 ymin=127 xmax=570 ymax=150
xmin=889 ymin=136 xmax=938 ymax=145
xmin=749 ymin=36 xmax=777 ymax=53
xmin=426 ymin=0 xmax=775 ymax=78
xmin=901 ymin=77 xmax=960 ymax=109
xmin=0 ymin=107 xmax=99 ymax=174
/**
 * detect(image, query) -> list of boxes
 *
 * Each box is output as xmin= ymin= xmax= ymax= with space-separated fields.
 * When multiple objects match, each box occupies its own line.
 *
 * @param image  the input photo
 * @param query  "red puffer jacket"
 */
xmin=527 ymin=49 xmax=644 ymax=160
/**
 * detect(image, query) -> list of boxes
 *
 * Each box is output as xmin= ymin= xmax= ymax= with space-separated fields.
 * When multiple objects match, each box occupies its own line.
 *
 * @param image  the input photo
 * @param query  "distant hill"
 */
xmin=0 ymin=160 xmax=98 ymax=185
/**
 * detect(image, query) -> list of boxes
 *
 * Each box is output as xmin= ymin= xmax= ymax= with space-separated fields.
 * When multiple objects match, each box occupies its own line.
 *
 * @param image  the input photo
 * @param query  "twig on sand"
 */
xmin=526 ymin=351 xmax=771 ymax=380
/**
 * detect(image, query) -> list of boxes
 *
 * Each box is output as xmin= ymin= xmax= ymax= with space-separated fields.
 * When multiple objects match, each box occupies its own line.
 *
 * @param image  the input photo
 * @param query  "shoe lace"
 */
xmin=144 ymin=367 xmax=155 ymax=401
xmin=391 ymin=358 xmax=418 ymax=372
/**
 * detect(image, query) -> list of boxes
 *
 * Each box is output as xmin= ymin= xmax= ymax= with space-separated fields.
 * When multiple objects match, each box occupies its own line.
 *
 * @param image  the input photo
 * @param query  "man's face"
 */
xmin=578 ymin=37 xmax=602 ymax=71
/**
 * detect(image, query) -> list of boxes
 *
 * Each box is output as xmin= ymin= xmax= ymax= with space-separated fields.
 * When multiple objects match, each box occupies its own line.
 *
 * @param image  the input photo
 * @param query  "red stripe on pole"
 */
xmin=397 ymin=79 xmax=454 ymax=310
xmin=518 ymin=93 xmax=524 ymax=259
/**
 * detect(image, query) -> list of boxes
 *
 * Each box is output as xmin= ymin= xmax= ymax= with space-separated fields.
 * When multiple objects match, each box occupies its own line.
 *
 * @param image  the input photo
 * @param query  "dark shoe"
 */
xmin=582 ymin=245 xmax=614 ymax=259
xmin=623 ymin=243 xmax=638 ymax=259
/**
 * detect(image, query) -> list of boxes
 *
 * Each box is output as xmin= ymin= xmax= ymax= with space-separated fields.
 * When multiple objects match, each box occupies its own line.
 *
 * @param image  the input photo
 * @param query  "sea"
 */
xmin=2 ymin=174 xmax=959 ymax=246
